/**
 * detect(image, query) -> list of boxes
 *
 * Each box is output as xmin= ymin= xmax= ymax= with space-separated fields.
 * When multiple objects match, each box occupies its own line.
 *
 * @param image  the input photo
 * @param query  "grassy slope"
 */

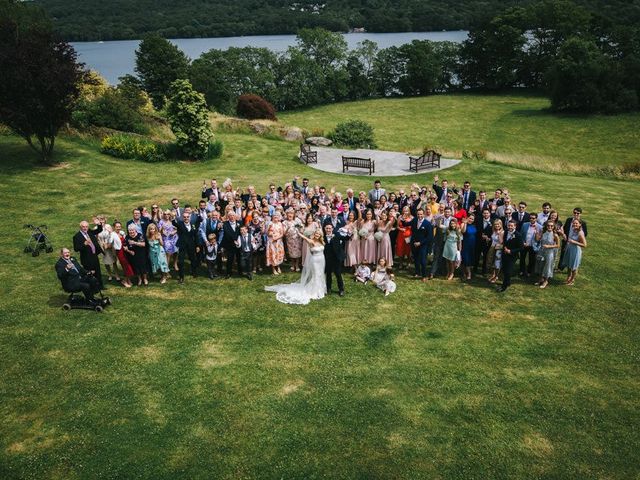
xmin=0 ymin=96 xmax=639 ymax=479
xmin=279 ymin=93 xmax=640 ymax=173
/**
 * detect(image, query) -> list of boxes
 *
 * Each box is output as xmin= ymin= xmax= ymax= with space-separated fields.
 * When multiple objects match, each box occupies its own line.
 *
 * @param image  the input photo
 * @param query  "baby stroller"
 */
xmin=24 ymin=224 xmax=53 ymax=257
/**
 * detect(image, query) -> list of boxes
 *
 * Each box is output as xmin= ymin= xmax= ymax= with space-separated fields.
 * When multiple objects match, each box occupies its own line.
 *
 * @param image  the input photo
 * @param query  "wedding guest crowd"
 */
xmin=67 ymin=175 xmax=587 ymax=294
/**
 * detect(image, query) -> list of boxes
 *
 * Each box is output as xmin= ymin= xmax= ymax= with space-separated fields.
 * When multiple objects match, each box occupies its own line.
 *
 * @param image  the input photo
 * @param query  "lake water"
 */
xmin=72 ymin=31 xmax=468 ymax=84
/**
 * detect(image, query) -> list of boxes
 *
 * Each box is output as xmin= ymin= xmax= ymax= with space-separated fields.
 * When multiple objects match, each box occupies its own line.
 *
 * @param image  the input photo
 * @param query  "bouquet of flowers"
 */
xmin=374 ymin=231 xmax=384 ymax=242
xmin=358 ymin=228 xmax=369 ymax=238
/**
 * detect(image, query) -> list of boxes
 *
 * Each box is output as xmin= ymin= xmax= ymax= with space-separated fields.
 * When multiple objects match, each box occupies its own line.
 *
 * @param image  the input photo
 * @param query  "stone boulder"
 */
xmin=306 ymin=136 xmax=333 ymax=146
xmin=282 ymin=126 xmax=304 ymax=142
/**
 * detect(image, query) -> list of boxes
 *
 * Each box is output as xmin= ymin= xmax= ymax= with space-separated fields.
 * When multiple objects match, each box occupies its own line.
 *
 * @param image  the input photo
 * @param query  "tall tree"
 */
xmin=135 ymin=34 xmax=189 ymax=109
xmin=166 ymin=79 xmax=213 ymax=160
xmin=0 ymin=0 xmax=86 ymax=164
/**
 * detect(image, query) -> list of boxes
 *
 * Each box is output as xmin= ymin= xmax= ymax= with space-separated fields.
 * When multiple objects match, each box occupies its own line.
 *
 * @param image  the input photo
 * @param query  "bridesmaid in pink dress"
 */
xmin=359 ymin=209 xmax=377 ymax=265
xmin=344 ymin=210 xmax=360 ymax=270
xmin=376 ymin=211 xmax=395 ymax=267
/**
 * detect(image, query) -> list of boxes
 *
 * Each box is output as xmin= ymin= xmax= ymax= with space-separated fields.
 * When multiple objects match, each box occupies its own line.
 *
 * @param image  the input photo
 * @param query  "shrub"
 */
xmin=236 ymin=94 xmax=277 ymax=121
xmin=100 ymin=134 xmax=167 ymax=162
xmin=71 ymin=87 xmax=149 ymax=134
xmin=328 ymin=119 xmax=377 ymax=149
xmin=207 ymin=139 xmax=224 ymax=159
xmin=166 ymin=79 xmax=214 ymax=160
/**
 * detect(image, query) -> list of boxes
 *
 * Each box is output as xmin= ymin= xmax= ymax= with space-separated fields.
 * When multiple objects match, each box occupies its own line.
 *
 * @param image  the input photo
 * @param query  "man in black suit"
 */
xmin=475 ymin=208 xmax=494 ymax=275
xmin=432 ymin=175 xmax=451 ymax=203
xmin=476 ymin=190 xmax=490 ymax=213
xmin=457 ymin=180 xmax=477 ymax=212
xmin=55 ymin=247 xmax=101 ymax=302
xmin=293 ymin=176 xmax=312 ymax=196
xmin=236 ymin=225 xmax=254 ymax=280
xmin=173 ymin=211 xmax=200 ymax=283
xmin=322 ymin=206 xmax=345 ymax=230
xmin=498 ymin=219 xmax=524 ymax=292
xmin=221 ymin=211 xmax=241 ymax=278
xmin=202 ymin=178 xmax=220 ymax=200
xmin=410 ymin=208 xmax=433 ymax=281
xmin=72 ymin=219 xmax=104 ymax=288
xmin=512 ymin=201 xmax=531 ymax=231
xmin=323 ymin=224 xmax=347 ymax=296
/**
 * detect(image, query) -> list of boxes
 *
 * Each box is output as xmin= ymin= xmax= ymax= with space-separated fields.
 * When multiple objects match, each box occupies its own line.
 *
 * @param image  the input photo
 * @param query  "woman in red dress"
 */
xmin=395 ymin=206 xmax=413 ymax=269
xmin=113 ymin=221 xmax=135 ymax=287
xmin=453 ymin=200 xmax=468 ymax=224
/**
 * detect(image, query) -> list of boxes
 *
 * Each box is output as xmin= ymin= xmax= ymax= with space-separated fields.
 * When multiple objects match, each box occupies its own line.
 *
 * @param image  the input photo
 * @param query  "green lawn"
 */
xmin=279 ymin=93 xmax=640 ymax=173
xmin=0 ymin=96 xmax=639 ymax=479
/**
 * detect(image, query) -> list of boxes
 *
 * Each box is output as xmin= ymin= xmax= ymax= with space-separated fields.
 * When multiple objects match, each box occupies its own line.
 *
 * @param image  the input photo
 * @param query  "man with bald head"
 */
xmin=72 ymin=218 xmax=104 ymax=288
xmin=55 ymin=248 xmax=100 ymax=302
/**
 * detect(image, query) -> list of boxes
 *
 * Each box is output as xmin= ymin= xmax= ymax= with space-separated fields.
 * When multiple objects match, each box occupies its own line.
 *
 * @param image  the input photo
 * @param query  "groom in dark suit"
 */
xmin=499 ymin=219 xmax=524 ymax=292
xmin=72 ymin=219 xmax=104 ymax=288
xmin=323 ymin=224 xmax=348 ymax=296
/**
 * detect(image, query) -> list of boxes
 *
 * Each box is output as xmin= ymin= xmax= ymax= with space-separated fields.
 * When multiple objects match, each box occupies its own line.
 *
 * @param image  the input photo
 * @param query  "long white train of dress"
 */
xmin=265 ymin=246 xmax=327 ymax=305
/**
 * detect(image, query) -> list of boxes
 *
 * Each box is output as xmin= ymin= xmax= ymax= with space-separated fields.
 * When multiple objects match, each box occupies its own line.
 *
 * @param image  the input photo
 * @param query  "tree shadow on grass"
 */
xmin=0 ymin=140 xmax=41 ymax=175
xmin=508 ymin=108 xmax=595 ymax=120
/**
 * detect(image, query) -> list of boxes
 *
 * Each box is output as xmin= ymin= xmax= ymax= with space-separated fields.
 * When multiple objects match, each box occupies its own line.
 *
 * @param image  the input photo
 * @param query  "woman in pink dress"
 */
xmin=344 ymin=210 xmax=360 ymax=269
xmin=359 ymin=209 xmax=377 ymax=265
xmin=283 ymin=209 xmax=303 ymax=272
xmin=376 ymin=210 xmax=395 ymax=267
xmin=266 ymin=212 xmax=286 ymax=275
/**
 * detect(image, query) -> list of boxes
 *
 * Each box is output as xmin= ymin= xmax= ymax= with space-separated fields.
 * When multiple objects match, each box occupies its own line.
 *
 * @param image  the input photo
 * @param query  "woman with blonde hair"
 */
xmin=146 ymin=223 xmax=170 ymax=283
xmin=561 ymin=218 xmax=587 ymax=286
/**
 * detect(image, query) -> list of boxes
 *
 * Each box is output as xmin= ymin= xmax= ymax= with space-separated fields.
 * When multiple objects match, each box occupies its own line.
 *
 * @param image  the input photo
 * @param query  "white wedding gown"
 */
xmin=265 ymin=246 xmax=326 ymax=305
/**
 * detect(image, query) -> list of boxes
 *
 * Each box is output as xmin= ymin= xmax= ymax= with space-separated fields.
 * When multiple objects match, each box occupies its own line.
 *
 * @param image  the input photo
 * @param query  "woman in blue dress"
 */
xmin=534 ymin=220 xmax=559 ymax=289
xmin=442 ymin=218 xmax=462 ymax=281
xmin=146 ymin=223 xmax=170 ymax=284
xmin=460 ymin=214 xmax=477 ymax=280
xmin=561 ymin=218 xmax=587 ymax=286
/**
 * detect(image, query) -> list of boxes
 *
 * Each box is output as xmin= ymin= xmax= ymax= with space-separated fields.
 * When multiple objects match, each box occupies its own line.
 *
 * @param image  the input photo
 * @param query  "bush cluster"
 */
xmin=100 ymin=134 xmax=166 ymax=162
xmin=328 ymin=120 xmax=377 ymax=149
xmin=236 ymin=94 xmax=277 ymax=121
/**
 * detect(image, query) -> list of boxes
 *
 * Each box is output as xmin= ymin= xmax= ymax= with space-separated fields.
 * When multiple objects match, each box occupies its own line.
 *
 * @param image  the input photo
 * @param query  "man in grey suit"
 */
xmin=367 ymin=179 xmax=386 ymax=204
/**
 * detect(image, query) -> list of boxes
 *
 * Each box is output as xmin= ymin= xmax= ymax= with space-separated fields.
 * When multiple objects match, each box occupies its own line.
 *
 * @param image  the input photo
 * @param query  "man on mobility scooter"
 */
xmin=55 ymin=248 xmax=111 ymax=312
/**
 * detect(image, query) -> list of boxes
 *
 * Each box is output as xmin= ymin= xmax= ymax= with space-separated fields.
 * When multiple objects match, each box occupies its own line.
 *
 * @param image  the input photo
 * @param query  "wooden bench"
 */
xmin=409 ymin=150 xmax=441 ymax=172
xmin=299 ymin=143 xmax=317 ymax=164
xmin=342 ymin=156 xmax=375 ymax=175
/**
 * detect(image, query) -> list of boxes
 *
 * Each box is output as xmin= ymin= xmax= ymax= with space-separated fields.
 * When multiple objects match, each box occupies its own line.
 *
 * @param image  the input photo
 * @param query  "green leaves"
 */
xmin=166 ymin=80 xmax=214 ymax=160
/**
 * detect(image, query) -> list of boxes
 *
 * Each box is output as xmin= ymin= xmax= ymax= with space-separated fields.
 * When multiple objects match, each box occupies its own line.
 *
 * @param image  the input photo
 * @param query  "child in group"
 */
xmin=354 ymin=261 xmax=371 ymax=284
xmin=371 ymin=257 xmax=396 ymax=296
xmin=205 ymin=233 xmax=218 ymax=280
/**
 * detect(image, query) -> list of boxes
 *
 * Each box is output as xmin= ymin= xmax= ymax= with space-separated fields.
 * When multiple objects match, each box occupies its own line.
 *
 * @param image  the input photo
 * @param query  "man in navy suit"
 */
xmin=457 ymin=181 xmax=477 ymax=212
xmin=221 ymin=211 xmax=241 ymax=278
xmin=236 ymin=225 xmax=254 ymax=280
xmin=56 ymin=248 xmax=101 ymax=302
xmin=322 ymin=206 xmax=345 ymax=230
xmin=410 ymin=208 xmax=433 ymax=281
xmin=475 ymin=208 xmax=494 ymax=275
xmin=519 ymin=212 xmax=539 ymax=277
xmin=498 ymin=220 xmax=524 ymax=292
xmin=432 ymin=175 xmax=451 ymax=203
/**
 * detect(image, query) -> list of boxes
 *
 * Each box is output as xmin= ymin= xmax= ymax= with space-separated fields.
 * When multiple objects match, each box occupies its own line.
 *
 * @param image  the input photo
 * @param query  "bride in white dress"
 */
xmin=265 ymin=229 xmax=326 ymax=305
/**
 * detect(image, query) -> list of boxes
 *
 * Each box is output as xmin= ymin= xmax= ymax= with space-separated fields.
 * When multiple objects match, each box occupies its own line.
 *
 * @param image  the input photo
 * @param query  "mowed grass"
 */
xmin=279 ymin=93 xmax=640 ymax=173
xmin=1 ymin=99 xmax=640 ymax=479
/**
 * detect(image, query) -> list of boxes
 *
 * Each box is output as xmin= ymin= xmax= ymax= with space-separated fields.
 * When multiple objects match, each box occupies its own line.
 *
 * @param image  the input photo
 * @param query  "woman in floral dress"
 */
xmin=283 ymin=209 xmax=303 ymax=272
xmin=266 ymin=212 xmax=285 ymax=275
